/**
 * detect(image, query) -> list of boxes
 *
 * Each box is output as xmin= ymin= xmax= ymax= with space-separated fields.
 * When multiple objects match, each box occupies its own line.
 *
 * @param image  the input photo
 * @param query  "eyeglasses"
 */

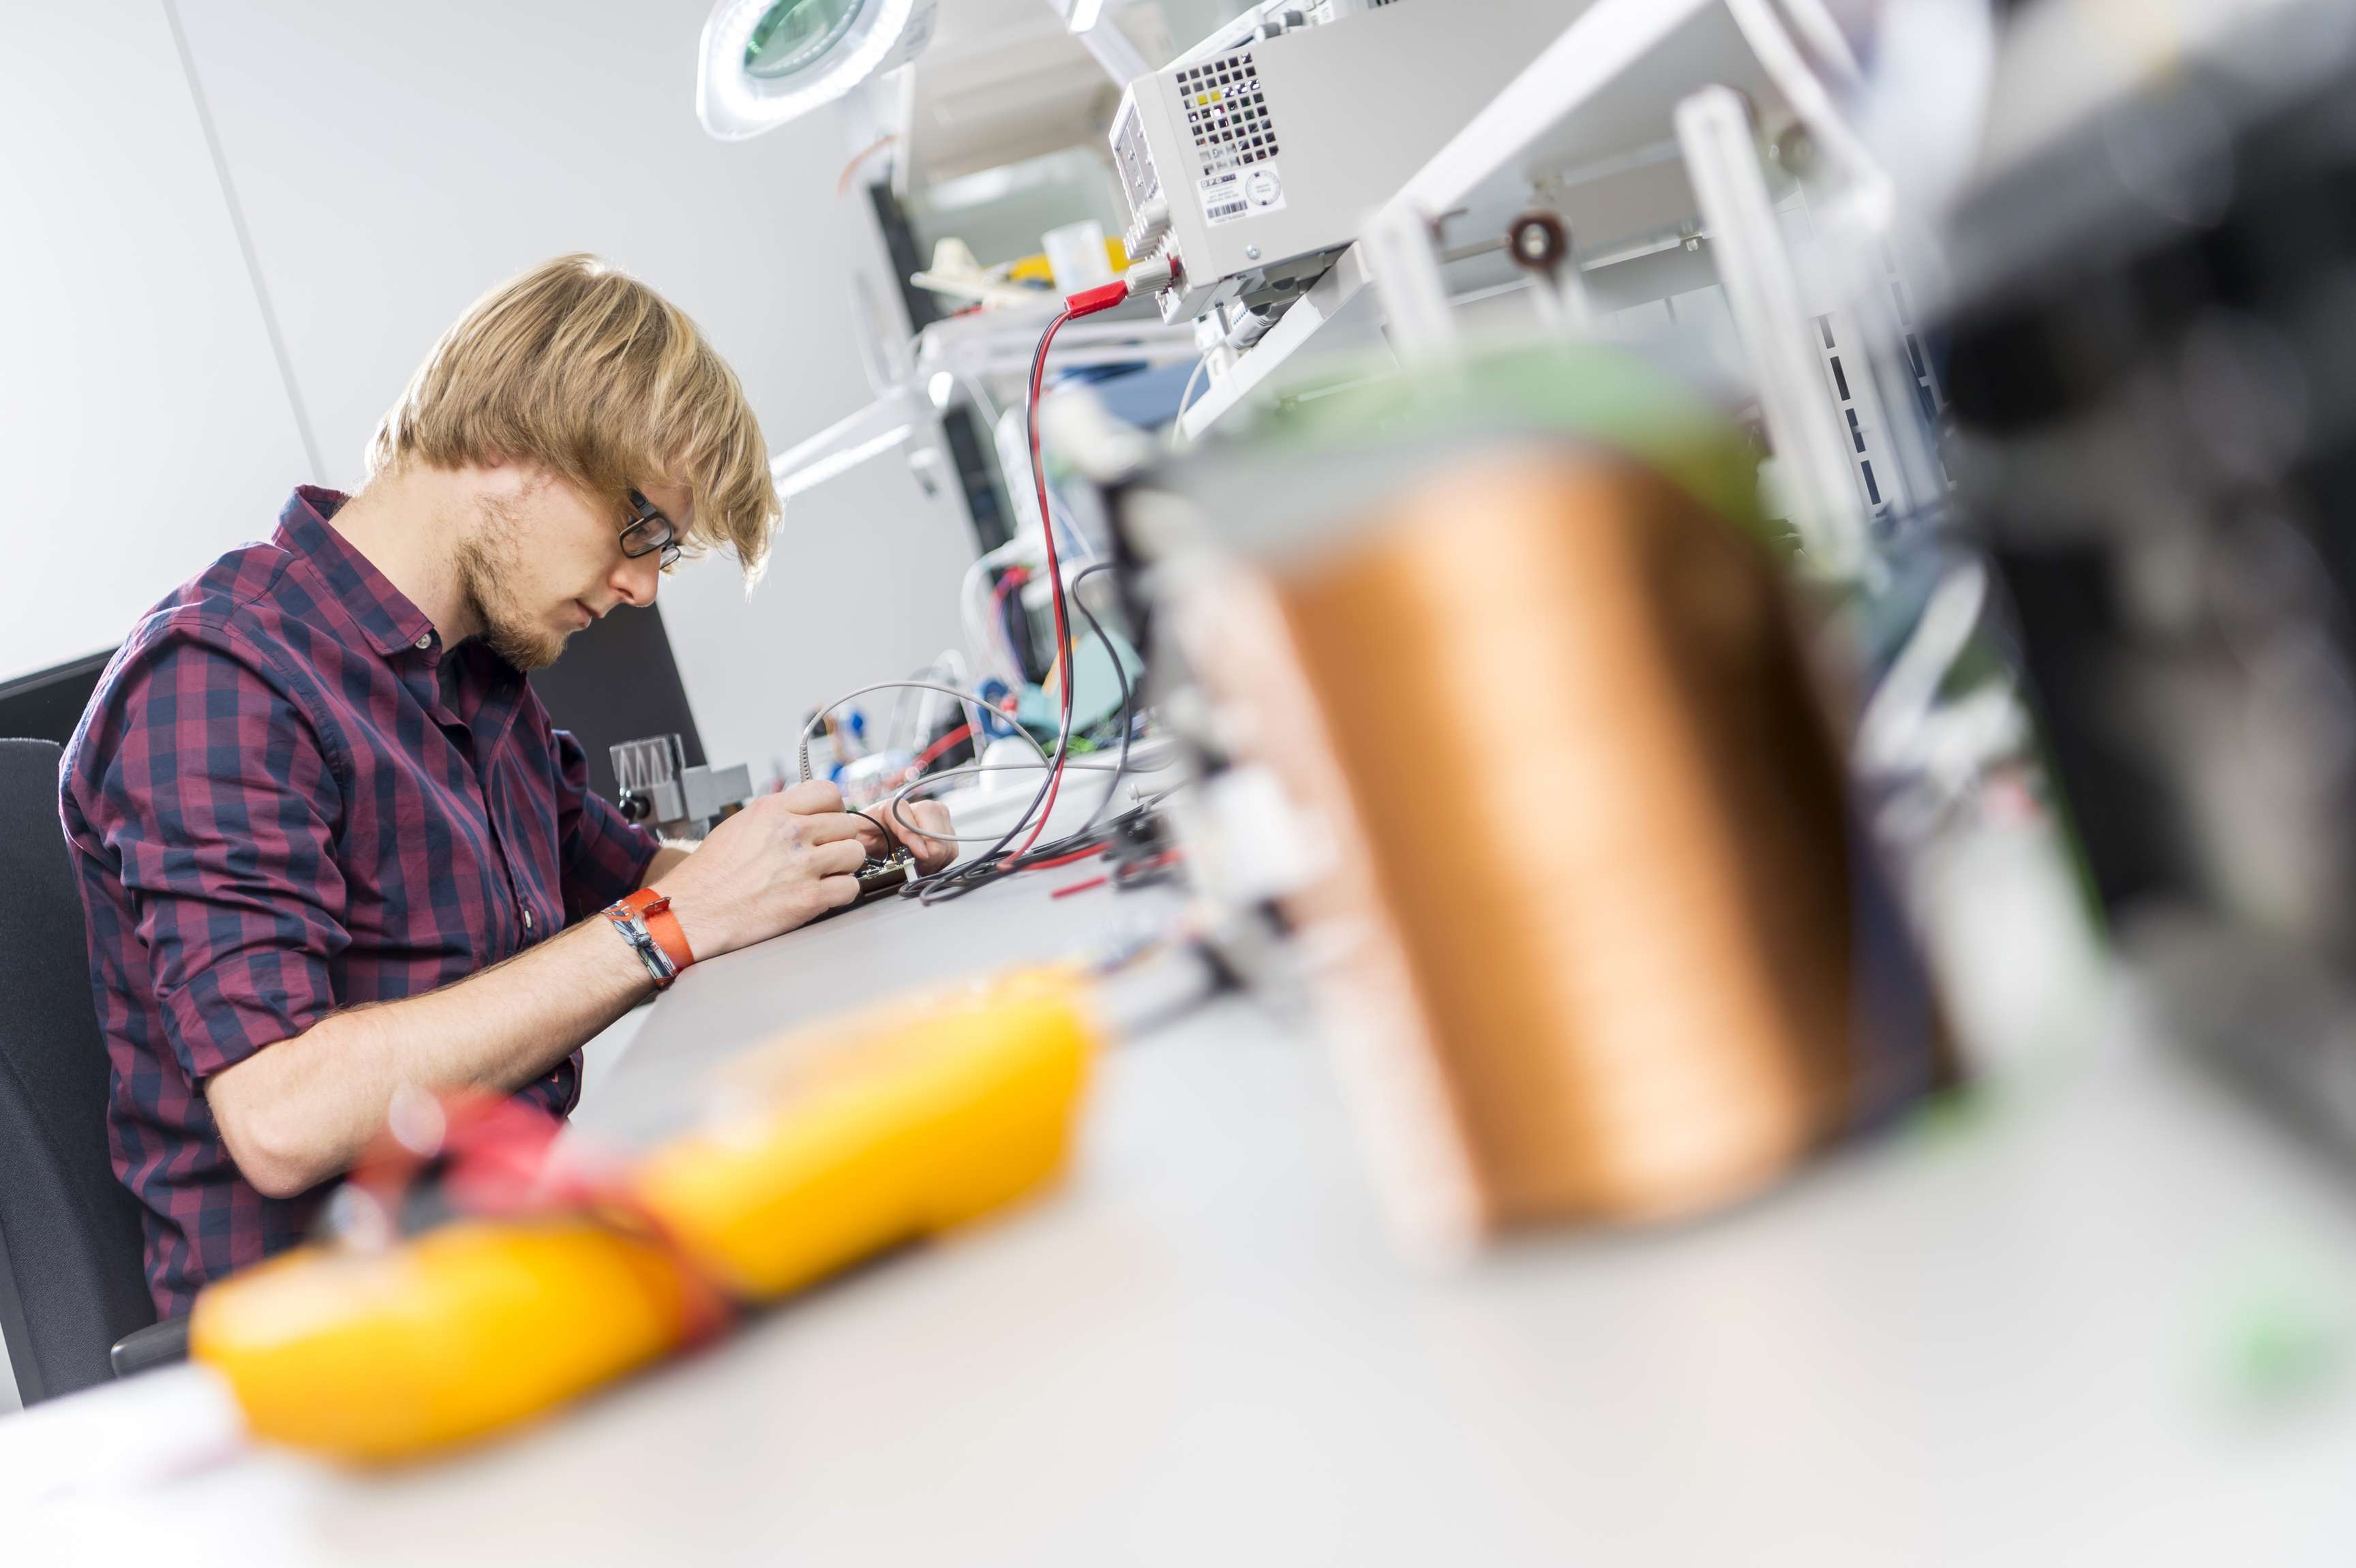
xmin=620 ymin=489 xmax=682 ymax=570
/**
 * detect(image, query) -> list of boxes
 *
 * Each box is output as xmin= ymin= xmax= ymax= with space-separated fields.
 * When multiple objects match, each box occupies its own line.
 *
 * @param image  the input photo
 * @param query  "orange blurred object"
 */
xmin=1166 ymin=442 xmax=1952 ymax=1250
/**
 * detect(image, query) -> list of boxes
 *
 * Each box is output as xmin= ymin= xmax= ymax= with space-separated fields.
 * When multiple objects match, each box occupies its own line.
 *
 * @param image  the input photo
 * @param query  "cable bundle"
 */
xmin=799 ymin=282 xmax=1152 ymax=903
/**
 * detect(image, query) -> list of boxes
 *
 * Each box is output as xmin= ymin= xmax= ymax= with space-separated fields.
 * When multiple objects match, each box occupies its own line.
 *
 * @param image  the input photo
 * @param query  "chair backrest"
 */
xmin=0 ymin=738 xmax=155 ymax=1404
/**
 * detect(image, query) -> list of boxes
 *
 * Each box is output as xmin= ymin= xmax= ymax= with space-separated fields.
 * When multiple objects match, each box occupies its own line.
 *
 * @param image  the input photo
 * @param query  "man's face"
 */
xmin=454 ymin=468 xmax=692 ymax=672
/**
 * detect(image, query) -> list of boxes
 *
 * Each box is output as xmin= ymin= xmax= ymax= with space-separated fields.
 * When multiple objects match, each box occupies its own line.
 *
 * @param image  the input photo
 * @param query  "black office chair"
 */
xmin=0 ymin=737 xmax=183 ymax=1405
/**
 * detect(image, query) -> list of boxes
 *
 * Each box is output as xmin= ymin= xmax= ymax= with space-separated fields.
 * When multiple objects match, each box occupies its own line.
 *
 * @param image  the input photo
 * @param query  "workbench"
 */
xmin=20 ymin=864 xmax=2356 ymax=1565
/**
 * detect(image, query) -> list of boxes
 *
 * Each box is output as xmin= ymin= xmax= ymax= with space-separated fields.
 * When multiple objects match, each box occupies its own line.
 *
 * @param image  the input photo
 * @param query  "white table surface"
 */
xmin=25 ymin=866 xmax=2356 ymax=1566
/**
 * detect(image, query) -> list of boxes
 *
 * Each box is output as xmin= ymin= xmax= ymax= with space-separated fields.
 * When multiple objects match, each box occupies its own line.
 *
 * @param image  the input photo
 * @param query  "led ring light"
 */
xmin=696 ymin=0 xmax=942 ymax=141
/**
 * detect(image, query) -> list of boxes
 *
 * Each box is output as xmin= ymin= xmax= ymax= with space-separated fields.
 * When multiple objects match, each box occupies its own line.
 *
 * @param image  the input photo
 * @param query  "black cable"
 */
xmin=999 ymin=568 xmax=1044 ymax=684
xmin=909 ymin=814 xmax=1128 ymax=904
xmin=905 ymin=564 xmax=1143 ymax=905
xmin=1068 ymin=564 xmax=1135 ymax=839
xmin=903 ymin=309 xmax=1079 ymax=899
xmin=905 ymin=783 xmax=1157 ymax=905
xmin=902 ymin=727 xmax=1063 ymax=902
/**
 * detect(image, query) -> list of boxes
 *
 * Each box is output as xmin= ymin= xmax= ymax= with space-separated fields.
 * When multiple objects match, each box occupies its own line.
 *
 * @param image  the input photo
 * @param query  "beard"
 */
xmin=455 ymin=492 xmax=570 ymax=672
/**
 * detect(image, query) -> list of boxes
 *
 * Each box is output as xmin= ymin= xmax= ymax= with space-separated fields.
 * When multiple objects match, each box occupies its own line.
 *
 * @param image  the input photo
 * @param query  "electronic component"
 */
xmin=611 ymin=734 xmax=752 ymax=840
xmin=855 ymin=845 xmax=918 ymax=903
xmin=1108 ymin=0 xmax=1584 ymax=325
xmin=188 ymin=969 xmax=1101 ymax=1462
xmin=1126 ymin=350 xmax=1953 ymax=1254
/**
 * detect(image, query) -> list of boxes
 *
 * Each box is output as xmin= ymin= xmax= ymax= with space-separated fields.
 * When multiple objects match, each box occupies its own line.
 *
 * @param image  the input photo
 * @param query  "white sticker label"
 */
xmin=1197 ymin=161 xmax=1285 ymax=228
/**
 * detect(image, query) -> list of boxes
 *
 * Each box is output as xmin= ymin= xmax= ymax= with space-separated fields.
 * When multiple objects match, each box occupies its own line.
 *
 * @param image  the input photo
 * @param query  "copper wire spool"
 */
xmin=1168 ymin=444 xmax=1948 ymax=1248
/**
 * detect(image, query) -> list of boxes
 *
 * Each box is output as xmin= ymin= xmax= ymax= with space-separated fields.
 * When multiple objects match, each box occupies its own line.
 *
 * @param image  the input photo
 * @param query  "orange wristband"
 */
xmin=615 ymin=888 xmax=695 ymax=976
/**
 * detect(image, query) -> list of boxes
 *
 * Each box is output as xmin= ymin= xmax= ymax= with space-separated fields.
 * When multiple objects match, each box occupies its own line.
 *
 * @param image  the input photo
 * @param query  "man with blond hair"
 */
xmin=62 ymin=255 xmax=951 ymax=1316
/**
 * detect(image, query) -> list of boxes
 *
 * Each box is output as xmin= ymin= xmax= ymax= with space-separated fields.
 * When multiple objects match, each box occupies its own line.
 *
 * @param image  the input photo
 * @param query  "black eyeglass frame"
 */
xmin=620 ymin=489 xmax=682 ymax=570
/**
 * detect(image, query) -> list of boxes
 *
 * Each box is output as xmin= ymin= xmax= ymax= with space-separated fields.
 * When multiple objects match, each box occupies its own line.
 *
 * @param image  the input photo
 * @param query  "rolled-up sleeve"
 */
xmin=553 ymin=727 xmax=659 ymax=923
xmin=90 ymin=626 xmax=348 ymax=1082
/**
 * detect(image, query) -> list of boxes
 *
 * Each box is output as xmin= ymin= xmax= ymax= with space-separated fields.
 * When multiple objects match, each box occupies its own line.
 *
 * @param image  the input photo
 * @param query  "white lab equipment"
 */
xmin=1042 ymin=219 xmax=1116 ymax=292
xmin=1108 ymin=0 xmax=1590 ymax=325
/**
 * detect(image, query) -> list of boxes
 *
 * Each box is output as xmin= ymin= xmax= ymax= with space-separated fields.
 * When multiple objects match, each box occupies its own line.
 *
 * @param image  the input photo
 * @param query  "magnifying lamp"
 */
xmin=696 ymin=0 xmax=943 ymax=141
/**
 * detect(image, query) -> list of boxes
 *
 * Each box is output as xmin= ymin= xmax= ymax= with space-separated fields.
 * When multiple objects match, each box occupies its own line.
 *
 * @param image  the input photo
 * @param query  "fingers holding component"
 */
xmin=778 ymin=779 xmax=846 ymax=815
xmin=796 ymin=810 xmax=873 ymax=846
xmin=815 ymin=836 xmax=869 ymax=877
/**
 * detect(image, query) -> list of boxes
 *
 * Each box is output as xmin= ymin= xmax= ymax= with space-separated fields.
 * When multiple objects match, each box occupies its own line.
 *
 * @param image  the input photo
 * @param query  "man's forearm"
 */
xmin=207 ymin=915 xmax=652 ymax=1198
xmin=641 ymin=842 xmax=693 ymax=888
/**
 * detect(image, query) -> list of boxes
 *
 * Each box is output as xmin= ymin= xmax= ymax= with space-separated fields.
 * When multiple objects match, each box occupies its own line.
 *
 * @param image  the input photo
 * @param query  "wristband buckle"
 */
xmin=603 ymin=902 xmax=678 ymax=990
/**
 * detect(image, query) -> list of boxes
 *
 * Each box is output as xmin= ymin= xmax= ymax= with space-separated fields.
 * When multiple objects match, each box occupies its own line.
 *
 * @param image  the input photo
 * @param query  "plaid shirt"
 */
xmin=61 ymin=487 xmax=659 ymax=1316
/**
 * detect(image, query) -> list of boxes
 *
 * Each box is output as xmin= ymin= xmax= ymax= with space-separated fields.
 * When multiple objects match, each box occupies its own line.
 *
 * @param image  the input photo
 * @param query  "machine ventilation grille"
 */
xmin=1173 ymin=50 xmax=1278 ymax=177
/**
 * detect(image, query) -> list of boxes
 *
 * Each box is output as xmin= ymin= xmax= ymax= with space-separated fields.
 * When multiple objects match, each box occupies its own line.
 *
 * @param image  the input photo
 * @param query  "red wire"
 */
xmin=1016 ymin=305 xmax=1081 ymax=856
xmin=1022 ymin=843 xmax=1108 ymax=873
xmin=991 ymin=564 xmax=1028 ymax=613
xmin=1004 ymin=280 xmax=1132 ymax=861
xmin=348 ymin=1091 xmax=736 ymax=1343
xmin=906 ymin=723 xmax=973 ymax=778
xmin=989 ymin=565 xmax=1033 ymax=687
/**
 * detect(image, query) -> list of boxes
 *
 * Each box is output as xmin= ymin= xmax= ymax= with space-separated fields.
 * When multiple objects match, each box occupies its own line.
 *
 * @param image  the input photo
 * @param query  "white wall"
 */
xmin=3 ymin=0 xmax=980 ymax=779
xmin=0 ymin=0 xmax=1031 ymax=1413
xmin=0 ymin=3 xmax=313 ymax=682
xmin=170 ymin=0 xmax=981 ymax=776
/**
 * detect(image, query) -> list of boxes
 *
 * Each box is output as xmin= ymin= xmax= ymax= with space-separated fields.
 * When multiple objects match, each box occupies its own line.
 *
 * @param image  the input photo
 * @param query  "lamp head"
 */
xmin=696 ymin=0 xmax=941 ymax=141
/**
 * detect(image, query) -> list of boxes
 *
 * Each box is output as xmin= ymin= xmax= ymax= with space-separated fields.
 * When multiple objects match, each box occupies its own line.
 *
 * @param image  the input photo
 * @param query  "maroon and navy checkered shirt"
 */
xmin=61 ymin=487 xmax=660 ymax=1316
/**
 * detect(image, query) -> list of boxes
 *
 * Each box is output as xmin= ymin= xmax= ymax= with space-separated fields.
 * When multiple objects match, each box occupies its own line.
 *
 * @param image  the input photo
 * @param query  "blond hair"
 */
xmin=368 ymin=254 xmax=778 ymax=577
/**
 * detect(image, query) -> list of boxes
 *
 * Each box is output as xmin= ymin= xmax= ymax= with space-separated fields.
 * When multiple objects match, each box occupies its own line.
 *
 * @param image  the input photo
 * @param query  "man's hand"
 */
xmin=659 ymin=781 xmax=871 ymax=958
xmin=854 ymin=797 xmax=956 ymax=875
xmin=205 ymin=781 xmax=883 ymax=1199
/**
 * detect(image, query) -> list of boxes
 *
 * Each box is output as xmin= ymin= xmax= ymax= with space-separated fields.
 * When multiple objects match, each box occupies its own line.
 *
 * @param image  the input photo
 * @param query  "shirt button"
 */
xmin=414 ymin=634 xmax=432 ymax=650
xmin=522 ymin=909 xmax=535 ymax=930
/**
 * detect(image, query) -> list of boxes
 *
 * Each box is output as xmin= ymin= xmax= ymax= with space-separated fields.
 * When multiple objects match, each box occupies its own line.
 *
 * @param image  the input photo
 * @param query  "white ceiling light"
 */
xmin=697 ymin=0 xmax=943 ymax=141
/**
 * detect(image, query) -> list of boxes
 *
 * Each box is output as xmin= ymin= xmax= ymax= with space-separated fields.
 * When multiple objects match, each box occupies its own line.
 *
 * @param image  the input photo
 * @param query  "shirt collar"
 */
xmin=273 ymin=485 xmax=440 ymax=659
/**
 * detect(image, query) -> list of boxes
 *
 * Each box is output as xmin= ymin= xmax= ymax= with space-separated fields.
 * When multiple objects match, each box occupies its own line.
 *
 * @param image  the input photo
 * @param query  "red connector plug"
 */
xmin=1062 ymin=280 xmax=1132 ymax=317
xmin=1062 ymin=254 xmax=1181 ymax=318
xmin=1003 ymin=249 xmax=1178 ymax=859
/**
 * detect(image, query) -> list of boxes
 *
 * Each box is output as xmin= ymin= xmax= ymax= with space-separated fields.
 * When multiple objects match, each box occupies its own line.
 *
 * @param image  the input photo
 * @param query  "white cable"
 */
xmin=958 ymin=370 xmax=1001 ymax=429
xmin=798 ymin=681 xmax=1048 ymax=784
xmin=884 ymin=662 xmax=951 ymax=754
xmin=1042 ymin=487 xmax=1102 ymax=568
xmin=961 ymin=541 xmax=1036 ymax=688
xmin=961 ymin=545 xmax=1111 ymax=695
xmin=878 ymin=757 xmax=1165 ymax=844
xmin=1856 ymin=561 xmax=1989 ymax=777
xmin=1169 ymin=352 xmax=1212 ymax=450
xmin=916 ymin=650 xmax=973 ymax=753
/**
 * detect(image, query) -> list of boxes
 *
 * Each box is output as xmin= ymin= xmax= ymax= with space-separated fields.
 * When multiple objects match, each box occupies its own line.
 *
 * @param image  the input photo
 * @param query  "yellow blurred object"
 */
xmin=190 ymin=967 xmax=1103 ymax=1463
xmin=191 ymin=1220 xmax=695 ymax=1463
xmin=1006 ymin=237 xmax=1130 ymax=286
xmin=635 ymin=967 xmax=1099 ymax=1298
